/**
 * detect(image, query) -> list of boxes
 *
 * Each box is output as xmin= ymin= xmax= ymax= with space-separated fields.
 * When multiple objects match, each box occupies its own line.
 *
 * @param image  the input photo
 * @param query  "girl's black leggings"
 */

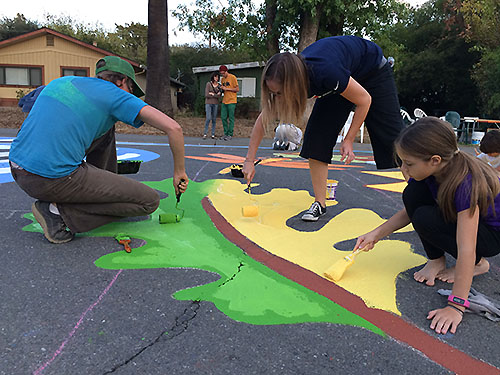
xmin=402 ymin=179 xmax=500 ymax=263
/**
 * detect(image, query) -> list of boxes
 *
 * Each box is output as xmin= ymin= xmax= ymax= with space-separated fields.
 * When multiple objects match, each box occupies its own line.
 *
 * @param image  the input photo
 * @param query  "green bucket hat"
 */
xmin=96 ymin=56 xmax=145 ymax=98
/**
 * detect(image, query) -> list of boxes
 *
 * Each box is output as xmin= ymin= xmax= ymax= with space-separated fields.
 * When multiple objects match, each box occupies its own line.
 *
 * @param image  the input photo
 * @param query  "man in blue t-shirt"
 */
xmin=9 ymin=56 xmax=189 ymax=244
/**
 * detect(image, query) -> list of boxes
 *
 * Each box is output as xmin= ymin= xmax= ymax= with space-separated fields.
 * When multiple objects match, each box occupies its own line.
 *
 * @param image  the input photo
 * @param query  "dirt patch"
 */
xmin=0 ymin=106 xmax=266 ymax=138
xmin=0 ymin=107 xmax=27 ymax=129
xmin=0 ymin=106 xmax=371 ymax=142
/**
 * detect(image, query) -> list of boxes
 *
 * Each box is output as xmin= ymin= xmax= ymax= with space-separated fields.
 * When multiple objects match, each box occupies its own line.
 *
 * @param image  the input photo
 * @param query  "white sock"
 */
xmin=49 ymin=203 xmax=60 ymax=215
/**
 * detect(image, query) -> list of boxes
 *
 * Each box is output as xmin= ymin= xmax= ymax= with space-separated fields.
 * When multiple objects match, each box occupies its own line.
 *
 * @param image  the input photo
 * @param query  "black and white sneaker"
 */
xmin=32 ymin=201 xmax=74 ymax=244
xmin=301 ymin=201 xmax=326 ymax=221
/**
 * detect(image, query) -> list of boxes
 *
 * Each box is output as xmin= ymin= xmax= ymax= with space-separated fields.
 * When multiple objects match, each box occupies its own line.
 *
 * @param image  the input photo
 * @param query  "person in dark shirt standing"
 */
xmin=242 ymin=36 xmax=403 ymax=221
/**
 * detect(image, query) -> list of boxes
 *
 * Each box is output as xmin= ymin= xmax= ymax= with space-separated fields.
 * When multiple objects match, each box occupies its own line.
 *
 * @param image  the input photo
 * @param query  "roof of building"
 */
xmin=0 ymin=27 xmax=185 ymax=87
xmin=0 ymin=27 xmax=142 ymax=68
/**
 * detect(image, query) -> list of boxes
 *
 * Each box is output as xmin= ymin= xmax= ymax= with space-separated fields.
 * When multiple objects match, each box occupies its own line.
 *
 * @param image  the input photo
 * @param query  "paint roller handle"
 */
xmin=175 ymin=178 xmax=186 ymax=202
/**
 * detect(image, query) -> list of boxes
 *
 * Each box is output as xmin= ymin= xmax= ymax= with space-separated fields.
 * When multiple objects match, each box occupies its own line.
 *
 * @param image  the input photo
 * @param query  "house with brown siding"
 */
xmin=0 ymin=27 xmax=184 ymax=111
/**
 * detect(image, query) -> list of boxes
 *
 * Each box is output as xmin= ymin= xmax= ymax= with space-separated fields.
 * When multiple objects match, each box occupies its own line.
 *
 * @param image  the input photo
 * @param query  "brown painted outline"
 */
xmin=202 ymin=197 xmax=499 ymax=374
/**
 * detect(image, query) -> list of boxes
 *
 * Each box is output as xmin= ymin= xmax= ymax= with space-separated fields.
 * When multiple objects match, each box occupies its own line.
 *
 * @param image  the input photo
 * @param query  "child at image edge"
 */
xmin=355 ymin=117 xmax=500 ymax=335
xmin=475 ymin=129 xmax=500 ymax=173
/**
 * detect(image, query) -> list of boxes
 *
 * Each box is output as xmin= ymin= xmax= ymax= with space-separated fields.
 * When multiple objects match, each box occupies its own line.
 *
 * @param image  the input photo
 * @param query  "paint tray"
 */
xmin=230 ymin=159 xmax=262 ymax=178
xmin=230 ymin=164 xmax=244 ymax=178
xmin=117 ymin=160 xmax=142 ymax=174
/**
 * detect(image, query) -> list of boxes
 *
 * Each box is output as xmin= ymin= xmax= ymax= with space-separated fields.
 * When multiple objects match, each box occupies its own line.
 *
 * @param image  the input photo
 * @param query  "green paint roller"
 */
xmin=159 ymin=179 xmax=186 ymax=224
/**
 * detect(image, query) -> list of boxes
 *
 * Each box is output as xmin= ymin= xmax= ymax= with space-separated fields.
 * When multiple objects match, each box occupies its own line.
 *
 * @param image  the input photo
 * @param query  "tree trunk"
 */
xmin=146 ymin=0 xmax=174 ymax=117
xmin=265 ymin=0 xmax=279 ymax=57
xmin=297 ymin=5 xmax=322 ymax=52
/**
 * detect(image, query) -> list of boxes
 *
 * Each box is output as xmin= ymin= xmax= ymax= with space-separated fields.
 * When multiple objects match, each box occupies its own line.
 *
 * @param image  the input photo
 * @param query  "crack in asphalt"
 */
xmin=102 ymin=300 xmax=200 ymax=374
xmin=218 ymin=262 xmax=245 ymax=287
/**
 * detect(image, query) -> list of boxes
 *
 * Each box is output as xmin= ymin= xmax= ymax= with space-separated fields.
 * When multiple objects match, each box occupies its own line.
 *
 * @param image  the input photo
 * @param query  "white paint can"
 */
xmin=471 ymin=131 xmax=485 ymax=145
xmin=326 ymin=179 xmax=338 ymax=200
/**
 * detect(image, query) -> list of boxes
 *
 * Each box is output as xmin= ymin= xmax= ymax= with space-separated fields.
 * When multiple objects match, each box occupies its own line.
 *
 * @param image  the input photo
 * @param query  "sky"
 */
xmin=1 ymin=0 xmax=429 ymax=46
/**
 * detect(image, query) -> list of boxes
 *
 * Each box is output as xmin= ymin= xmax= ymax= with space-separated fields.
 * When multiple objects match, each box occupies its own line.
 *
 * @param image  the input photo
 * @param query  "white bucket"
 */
xmin=471 ymin=131 xmax=485 ymax=145
xmin=326 ymin=179 xmax=338 ymax=201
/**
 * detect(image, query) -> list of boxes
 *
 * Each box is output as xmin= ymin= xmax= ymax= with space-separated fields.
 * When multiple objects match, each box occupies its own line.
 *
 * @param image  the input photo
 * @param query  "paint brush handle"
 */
xmin=345 ymin=248 xmax=363 ymax=261
xmin=119 ymin=239 xmax=132 ymax=253
xmin=254 ymin=159 xmax=262 ymax=166
xmin=352 ymin=248 xmax=363 ymax=255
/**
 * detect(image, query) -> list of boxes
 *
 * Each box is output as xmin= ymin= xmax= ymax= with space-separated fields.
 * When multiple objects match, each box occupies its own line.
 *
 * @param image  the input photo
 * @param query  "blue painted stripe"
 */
xmin=116 ymin=141 xmax=374 ymax=154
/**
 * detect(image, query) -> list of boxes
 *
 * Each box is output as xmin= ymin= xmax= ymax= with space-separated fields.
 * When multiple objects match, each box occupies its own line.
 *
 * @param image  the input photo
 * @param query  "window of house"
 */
xmin=62 ymin=68 xmax=88 ymax=77
xmin=0 ymin=66 xmax=43 ymax=86
xmin=236 ymin=77 xmax=256 ymax=98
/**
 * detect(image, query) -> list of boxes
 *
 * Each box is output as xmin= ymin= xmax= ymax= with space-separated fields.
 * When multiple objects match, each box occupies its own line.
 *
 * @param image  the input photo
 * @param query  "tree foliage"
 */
xmin=461 ymin=0 xmax=500 ymax=49
xmin=172 ymin=0 xmax=267 ymax=59
xmin=173 ymin=0 xmax=407 ymax=56
xmin=472 ymin=49 xmax=500 ymax=118
xmin=43 ymin=15 xmax=149 ymax=64
xmin=0 ymin=13 xmax=39 ymax=41
xmin=378 ymin=0 xmax=480 ymax=117
xmin=460 ymin=0 xmax=500 ymax=118
xmin=112 ymin=23 xmax=149 ymax=65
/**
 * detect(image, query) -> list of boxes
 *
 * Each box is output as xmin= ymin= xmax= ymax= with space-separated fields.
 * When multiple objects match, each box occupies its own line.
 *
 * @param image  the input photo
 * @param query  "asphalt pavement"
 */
xmin=0 ymin=129 xmax=498 ymax=375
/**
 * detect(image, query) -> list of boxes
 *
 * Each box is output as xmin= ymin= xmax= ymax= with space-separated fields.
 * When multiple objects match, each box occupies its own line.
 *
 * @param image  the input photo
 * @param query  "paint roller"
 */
xmin=324 ymin=248 xmax=364 ymax=281
xmin=242 ymin=183 xmax=259 ymax=217
xmin=159 ymin=179 xmax=186 ymax=224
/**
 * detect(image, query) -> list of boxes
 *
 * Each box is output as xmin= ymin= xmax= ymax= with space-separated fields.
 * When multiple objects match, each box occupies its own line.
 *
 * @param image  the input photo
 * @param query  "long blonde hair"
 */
xmin=396 ymin=117 xmax=500 ymax=222
xmin=260 ymin=52 xmax=309 ymax=132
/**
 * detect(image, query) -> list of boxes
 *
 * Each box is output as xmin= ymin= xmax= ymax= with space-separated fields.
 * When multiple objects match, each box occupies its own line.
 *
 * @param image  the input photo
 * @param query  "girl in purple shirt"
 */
xmin=356 ymin=117 xmax=500 ymax=335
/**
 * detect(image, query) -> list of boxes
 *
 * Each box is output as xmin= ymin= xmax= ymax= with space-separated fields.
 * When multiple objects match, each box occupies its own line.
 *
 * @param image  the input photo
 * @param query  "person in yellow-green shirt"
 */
xmin=219 ymin=65 xmax=239 ymax=140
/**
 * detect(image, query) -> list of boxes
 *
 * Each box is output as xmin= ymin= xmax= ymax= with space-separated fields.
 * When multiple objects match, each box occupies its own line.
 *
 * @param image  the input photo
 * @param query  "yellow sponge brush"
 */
xmin=324 ymin=248 xmax=363 ymax=282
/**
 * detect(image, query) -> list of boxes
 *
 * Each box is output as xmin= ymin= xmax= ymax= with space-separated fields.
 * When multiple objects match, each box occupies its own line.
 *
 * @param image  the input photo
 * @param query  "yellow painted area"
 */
xmin=362 ymin=171 xmax=405 ymax=180
xmin=365 ymin=181 xmax=408 ymax=194
xmin=363 ymin=171 xmax=408 ymax=193
xmin=208 ymin=179 xmax=425 ymax=315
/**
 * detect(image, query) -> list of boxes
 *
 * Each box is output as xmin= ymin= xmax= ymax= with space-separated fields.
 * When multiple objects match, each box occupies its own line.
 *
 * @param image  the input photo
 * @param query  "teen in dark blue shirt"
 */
xmin=243 ymin=36 xmax=403 ymax=221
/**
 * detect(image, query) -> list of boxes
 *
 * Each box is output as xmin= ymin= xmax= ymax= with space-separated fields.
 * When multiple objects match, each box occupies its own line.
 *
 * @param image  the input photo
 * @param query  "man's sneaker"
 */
xmin=32 ymin=201 xmax=74 ymax=244
xmin=301 ymin=201 xmax=326 ymax=222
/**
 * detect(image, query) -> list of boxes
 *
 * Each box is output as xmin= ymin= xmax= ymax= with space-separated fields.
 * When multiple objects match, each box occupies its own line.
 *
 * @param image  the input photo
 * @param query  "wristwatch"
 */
xmin=448 ymin=295 xmax=470 ymax=308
